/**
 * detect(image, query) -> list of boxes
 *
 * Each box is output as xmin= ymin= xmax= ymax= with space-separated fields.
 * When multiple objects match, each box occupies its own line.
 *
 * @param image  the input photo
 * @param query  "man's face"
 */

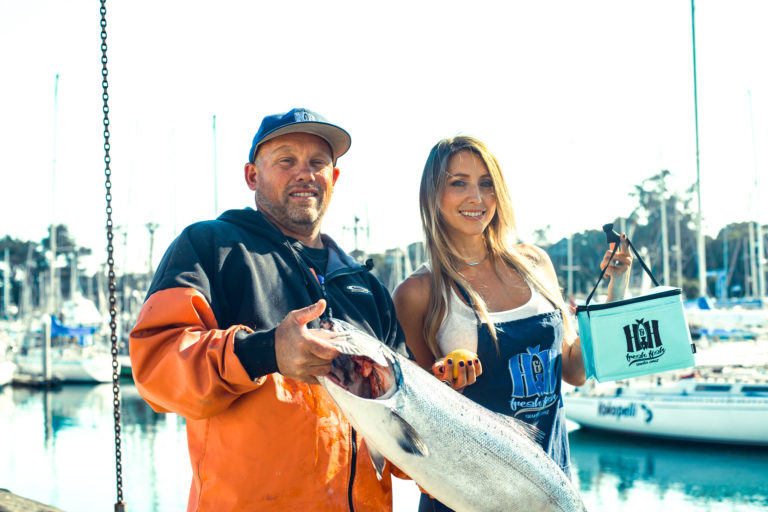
xmin=245 ymin=132 xmax=339 ymax=238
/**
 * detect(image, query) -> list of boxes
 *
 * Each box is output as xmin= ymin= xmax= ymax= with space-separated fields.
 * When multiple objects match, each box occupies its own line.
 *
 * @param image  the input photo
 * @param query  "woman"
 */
xmin=392 ymin=136 xmax=631 ymax=512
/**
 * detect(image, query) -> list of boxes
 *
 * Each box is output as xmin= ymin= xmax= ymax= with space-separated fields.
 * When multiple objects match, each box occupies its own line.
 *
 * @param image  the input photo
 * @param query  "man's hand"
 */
xmin=274 ymin=299 xmax=340 ymax=384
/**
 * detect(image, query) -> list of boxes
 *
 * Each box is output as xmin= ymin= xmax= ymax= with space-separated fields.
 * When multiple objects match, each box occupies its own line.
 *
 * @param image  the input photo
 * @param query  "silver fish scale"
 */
xmin=320 ymin=320 xmax=586 ymax=512
xmin=394 ymin=361 xmax=580 ymax=512
xmin=326 ymin=323 xmax=389 ymax=366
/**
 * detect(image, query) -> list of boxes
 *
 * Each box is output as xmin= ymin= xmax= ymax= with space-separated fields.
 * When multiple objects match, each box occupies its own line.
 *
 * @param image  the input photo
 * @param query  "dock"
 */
xmin=0 ymin=489 xmax=66 ymax=512
xmin=10 ymin=373 xmax=62 ymax=389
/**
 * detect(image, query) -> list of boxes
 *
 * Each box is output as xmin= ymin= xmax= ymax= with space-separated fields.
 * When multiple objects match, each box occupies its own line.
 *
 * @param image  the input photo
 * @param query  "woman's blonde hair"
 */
xmin=419 ymin=135 xmax=573 ymax=357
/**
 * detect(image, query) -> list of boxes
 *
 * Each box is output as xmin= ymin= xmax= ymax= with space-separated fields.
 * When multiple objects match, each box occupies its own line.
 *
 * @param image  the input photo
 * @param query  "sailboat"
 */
xmin=0 ymin=328 xmax=17 ymax=388
xmin=565 ymin=362 xmax=768 ymax=446
xmin=0 ymin=256 xmax=17 ymax=387
xmin=13 ymin=262 xmax=117 ymax=385
xmin=13 ymin=303 xmax=115 ymax=384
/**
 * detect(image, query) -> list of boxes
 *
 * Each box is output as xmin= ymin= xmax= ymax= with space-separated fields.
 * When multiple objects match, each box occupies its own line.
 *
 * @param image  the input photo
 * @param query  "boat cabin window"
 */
xmin=693 ymin=384 xmax=731 ymax=392
xmin=742 ymin=385 xmax=768 ymax=394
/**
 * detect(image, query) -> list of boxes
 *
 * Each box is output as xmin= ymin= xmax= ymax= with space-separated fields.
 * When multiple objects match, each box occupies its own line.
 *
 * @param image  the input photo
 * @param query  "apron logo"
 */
xmin=531 ymin=354 xmax=544 ymax=376
xmin=509 ymin=345 xmax=558 ymax=399
xmin=623 ymin=318 xmax=666 ymax=366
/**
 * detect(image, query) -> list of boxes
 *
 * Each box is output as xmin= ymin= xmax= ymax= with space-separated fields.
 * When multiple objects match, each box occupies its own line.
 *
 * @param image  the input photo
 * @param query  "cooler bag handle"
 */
xmin=584 ymin=223 xmax=660 ymax=306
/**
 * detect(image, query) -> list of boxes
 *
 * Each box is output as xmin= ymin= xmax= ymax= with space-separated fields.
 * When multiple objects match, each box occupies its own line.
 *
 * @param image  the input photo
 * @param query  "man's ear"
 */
xmin=332 ymin=167 xmax=340 ymax=186
xmin=245 ymin=163 xmax=258 ymax=190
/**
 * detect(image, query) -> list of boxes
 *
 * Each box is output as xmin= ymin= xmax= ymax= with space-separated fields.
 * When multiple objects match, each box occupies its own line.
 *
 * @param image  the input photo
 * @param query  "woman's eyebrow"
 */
xmin=447 ymin=172 xmax=490 ymax=178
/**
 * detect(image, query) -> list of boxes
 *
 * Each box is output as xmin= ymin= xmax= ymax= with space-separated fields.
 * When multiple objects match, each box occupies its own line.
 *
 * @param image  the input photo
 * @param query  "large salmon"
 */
xmin=317 ymin=319 xmax=587 ymax=512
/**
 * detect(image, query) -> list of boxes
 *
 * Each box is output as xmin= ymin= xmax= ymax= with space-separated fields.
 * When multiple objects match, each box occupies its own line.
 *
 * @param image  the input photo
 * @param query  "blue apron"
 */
xmin=419 ymin=293 xmax=571 ymax=512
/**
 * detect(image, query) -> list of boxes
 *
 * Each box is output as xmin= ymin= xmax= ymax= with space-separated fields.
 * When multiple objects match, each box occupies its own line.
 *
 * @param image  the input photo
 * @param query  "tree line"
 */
xmin=544 ymin=171 xmax=762 ymax=300
xmin=1 ymin=170 xmax=766 ymax=317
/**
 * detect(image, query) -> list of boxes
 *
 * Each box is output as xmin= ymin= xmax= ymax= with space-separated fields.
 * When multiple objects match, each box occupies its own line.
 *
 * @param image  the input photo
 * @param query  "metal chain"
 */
xmin=100 ymin=1 xmax=126 ymax=510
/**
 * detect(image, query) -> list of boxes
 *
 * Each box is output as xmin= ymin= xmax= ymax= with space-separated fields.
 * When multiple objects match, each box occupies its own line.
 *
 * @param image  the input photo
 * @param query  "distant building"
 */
xmin=407 ymin=241 xmax=425 ymax=270
xmin=349 ymin=248 xmax=366 ymax=263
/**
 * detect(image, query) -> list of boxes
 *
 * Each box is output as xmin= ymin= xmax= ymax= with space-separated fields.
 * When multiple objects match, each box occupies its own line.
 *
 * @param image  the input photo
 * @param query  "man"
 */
xmin=130 ymin=108 xmax=408 ymax=511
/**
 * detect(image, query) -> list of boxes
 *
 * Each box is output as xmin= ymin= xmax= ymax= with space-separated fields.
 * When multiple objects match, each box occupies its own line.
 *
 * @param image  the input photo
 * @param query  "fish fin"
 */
xmin=499 ymin=412 xmax=546 ymax=445
xmin=391 ymin=410 xmax=430 ymax=457
xmin=364 ymin=440 xmax=387 ymax=481
xmin=519 ymin=421 xmax=546 ymax=445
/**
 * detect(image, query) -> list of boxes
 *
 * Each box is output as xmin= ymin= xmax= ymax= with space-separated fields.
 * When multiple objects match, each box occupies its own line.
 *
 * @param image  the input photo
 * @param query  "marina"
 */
xmin=565 ymin=368 xmax=768 ymax=446
xmin=1 ymin=379 xmax=767 ymax=511
xmin=1 ymin=1 xmax=767 ymax=510
xmin=3 ymin=314 xmax=117 ymax=386
xmin=2 ymin=253 xmax=768 ymax=510
xmin=13 ymin=346 xmax=115 ymax=385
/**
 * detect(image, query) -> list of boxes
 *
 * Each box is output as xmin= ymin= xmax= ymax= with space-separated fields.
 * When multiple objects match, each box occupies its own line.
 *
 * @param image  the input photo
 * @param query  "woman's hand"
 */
xmin=600 ymin=233 xmax=633 ymax=302
xmin=431 ymin=349 xmax=483 ymax=391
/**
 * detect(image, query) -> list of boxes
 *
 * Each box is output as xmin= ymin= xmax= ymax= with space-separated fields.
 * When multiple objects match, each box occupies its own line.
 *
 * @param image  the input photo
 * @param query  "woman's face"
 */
xmin=438 ymin=150 xmax=496 ymax=239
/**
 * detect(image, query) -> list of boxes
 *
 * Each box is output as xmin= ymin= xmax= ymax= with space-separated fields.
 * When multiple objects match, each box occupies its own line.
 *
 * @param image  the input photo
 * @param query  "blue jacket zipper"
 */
xmin=283 ymin=240 xmax=370 ymax=511
xmin=315 ymin=273 xmax=333 ymax=319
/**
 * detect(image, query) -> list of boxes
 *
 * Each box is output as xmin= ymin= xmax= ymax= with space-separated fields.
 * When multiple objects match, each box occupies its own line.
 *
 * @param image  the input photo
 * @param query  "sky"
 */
xmin=1 ymin=0 xmax=766 ymax=274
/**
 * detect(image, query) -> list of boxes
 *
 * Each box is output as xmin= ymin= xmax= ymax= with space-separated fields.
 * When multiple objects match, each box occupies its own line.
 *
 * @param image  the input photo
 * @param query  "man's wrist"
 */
xmin=234 ymin=328 xmax=279 ymax=380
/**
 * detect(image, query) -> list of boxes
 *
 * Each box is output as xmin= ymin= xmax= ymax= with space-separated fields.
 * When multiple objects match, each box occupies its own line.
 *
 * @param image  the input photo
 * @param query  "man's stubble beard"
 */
xmin=256 ymin=192 xmax=329 ymax=236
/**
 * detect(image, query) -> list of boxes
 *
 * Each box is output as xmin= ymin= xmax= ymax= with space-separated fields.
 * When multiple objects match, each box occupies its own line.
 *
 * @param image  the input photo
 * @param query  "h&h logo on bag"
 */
xmin=622 ymin=318 xmax=666 ymax=367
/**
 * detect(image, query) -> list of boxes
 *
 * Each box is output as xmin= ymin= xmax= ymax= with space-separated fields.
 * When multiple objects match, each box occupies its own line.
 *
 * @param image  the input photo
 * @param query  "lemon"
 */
xmin=445 ymin=349 xmax=478 ymax=379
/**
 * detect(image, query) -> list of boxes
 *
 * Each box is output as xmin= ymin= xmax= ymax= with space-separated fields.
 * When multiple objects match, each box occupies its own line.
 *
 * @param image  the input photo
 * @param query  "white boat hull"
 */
xmin=0 ymin=360 xmax=16 ymax=387
xmin=117 ymin=354 xmax=132 ymax=377
xmin=15 ymin=350 xmax=116 ymax=383
xmin=566 ymin=387 xmax=768 ymax=445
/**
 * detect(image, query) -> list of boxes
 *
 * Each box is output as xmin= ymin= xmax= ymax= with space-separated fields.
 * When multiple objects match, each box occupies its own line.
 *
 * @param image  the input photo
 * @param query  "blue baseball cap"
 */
xmin=248 ymin=107 xmax=351 ymax=164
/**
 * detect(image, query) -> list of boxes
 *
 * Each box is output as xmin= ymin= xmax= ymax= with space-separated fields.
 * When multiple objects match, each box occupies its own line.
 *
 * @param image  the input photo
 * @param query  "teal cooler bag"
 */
xmin=576 ymin=224 xmax=696 ymax=382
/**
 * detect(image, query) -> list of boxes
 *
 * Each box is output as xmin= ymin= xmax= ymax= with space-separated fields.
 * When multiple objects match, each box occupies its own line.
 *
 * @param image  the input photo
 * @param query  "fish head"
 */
xmin=318 ymin=318 xmax=400 ymax=401
xmin=318 ymin=319 xmax=429 ymax=471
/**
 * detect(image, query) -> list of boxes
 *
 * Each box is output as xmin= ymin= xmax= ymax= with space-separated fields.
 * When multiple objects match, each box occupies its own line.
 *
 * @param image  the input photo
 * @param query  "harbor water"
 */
xmin=1 ymin=381 xmax=767 ymax=512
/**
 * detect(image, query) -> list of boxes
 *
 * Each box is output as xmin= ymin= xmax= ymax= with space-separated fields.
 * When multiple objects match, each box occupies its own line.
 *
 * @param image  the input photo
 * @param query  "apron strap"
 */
xmin=453 ymin=281 xmax=483 ymax=325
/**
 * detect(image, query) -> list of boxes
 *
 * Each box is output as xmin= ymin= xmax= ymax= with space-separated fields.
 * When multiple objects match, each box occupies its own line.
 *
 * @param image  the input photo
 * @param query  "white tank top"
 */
xmin=435 ymin=277 xmax=555 ymax=357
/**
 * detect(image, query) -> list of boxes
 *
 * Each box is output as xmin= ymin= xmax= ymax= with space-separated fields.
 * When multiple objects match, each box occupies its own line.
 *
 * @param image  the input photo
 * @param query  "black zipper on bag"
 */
xmin=576 ymin=287 xmax=681 ymax=313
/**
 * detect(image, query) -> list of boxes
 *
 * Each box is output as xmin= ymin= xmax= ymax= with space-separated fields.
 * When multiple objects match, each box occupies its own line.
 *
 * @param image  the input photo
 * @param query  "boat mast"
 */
xmin=748 ymin=222 xmax=757 ymax=296
xmin=213 ymin=114 xmax=219 ymax=217
xmin=42 ymin=73 xmax=60 ymax=385
xmin=691 ymin=0 xmax=707 ymax=298
xmin=145 ymin=222 xmax=159 ymax=276
xmin=567 ymin=234 xmax=574 ymax=298
xmin=49 ymin=73 xmax=59 ymax=315
xmin=2 ymin=249 xmax=9 ymax=317
xmin=660 ymin=172 xmax=670 ymax=285
xmin=748 ymin=90 xmax=765 ymax=299
xmin=675 ymin=208 xmax=683 ymax=288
